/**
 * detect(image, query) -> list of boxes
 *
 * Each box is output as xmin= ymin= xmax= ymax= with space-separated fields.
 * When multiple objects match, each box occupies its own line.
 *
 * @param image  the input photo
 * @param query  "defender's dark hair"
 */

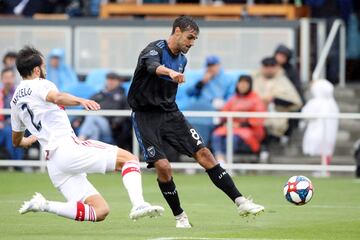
xmin=16 ymin=46 xmax=44 ymax=78
xmin=2 ymin=51 xmax=17 ymax=65
xmin=1 ymin=67 xmax=15 ymax=77
xmin=171 ymin=16 xmax=199 ymax=35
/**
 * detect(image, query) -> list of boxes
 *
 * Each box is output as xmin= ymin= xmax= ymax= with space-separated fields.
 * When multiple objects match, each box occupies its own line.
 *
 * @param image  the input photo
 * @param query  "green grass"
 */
xmin=0 ymin=172 xmax=360 ymax=240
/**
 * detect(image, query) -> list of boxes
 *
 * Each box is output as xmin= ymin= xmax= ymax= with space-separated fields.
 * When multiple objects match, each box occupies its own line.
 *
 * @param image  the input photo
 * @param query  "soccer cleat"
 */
xmin=175 ymin=211 xmax=192 ymax=228
xmin=129 ymin=202 xmax=164 ymax=220
xmin=19 ymin=192 xmax=48 ymax=214
xmin=237 ymin=198 xmax=265 ymax=217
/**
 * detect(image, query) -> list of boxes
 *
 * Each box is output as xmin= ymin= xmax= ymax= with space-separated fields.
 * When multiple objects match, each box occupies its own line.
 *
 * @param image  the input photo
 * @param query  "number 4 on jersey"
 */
xmin=22 ymin=103 xmax=42 ymax=131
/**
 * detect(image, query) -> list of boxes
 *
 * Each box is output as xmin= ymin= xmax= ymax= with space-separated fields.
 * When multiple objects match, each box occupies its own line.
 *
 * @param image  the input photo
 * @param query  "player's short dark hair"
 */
xmin=171 ymin=16 xmax=199 ymax=34
xmin=16 ymin=46 xmax=44 ymax=78
xmin=2 ymin=51 xmax=17 ymax=65
xmin=1 ymin=67 xmax=15 ymax=77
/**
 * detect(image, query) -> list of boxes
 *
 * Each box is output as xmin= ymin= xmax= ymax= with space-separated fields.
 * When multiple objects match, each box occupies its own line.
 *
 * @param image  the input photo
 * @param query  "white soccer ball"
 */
xmin=283 ymin=175 xmax=314 ymax=205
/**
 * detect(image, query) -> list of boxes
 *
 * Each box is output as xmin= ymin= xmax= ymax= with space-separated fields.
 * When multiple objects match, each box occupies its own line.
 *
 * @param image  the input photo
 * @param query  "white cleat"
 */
xmin=175 ymin=211 xmax=192 ymax=228
xmin=129 ymin=202 xmax=164 ymax=220
xmin=19 ymin=192 xmax=47 ymax=214
xmin=237 ymin=198 xmax=265 ymax=217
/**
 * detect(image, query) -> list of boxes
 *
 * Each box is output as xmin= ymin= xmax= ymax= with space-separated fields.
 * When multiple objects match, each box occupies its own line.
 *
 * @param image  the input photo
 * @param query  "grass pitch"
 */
xmin=0 ymin=171 xmax=359 ymax=240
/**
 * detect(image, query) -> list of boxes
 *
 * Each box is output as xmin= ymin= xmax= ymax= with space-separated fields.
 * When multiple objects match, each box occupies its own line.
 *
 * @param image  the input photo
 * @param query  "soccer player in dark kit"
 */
xmin=128 ymin=16 xmax=264 ymax=228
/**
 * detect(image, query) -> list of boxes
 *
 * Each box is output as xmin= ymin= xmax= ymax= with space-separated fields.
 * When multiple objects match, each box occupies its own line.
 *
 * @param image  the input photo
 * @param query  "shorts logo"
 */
xmin=147 ymin=146 xmax=156 ymax=157
xmin=149 ymin=50 xmax=158 ymax=56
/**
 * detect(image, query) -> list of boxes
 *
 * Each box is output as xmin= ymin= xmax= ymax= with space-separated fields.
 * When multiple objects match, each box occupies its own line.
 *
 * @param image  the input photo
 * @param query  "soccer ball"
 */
xmin=283 ymin=175 xmax=314 ymax=205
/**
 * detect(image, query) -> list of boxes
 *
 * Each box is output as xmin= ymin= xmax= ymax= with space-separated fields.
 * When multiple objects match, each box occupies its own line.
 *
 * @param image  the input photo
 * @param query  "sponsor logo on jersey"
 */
xmin=149 ymin=50 xmax=158 ymax=56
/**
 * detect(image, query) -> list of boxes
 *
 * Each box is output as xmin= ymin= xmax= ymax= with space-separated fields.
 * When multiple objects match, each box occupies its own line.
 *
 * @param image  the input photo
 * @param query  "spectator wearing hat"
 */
xmin=252 ymin=56 xmax=302 ymax=138
xmin=274 ymin=44 xmax=304 ymax=101
xmin=46 ymin=48 xmax=78 ymax=91
xmin=180 ymin=55 xmax=235 ymax=145
xmin=211 ymin=75 xmax=266 ymax=165
xmin=78 ymin=72 xmax=131 ymax=150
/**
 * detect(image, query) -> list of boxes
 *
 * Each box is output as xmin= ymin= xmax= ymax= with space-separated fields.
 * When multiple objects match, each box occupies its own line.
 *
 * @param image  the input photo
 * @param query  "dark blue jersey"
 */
xmin=128 ymin=40 xmax=187 ymax=112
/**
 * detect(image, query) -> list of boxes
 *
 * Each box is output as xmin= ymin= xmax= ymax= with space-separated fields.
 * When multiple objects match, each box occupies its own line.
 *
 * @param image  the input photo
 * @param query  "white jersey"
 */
xmin=10 ymin=78 xmax=74 ymax=150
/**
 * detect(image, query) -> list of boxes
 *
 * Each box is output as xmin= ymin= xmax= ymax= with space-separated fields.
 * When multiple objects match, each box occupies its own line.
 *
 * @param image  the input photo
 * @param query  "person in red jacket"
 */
xmin=211 ymin=75 xmax=266 ymax=165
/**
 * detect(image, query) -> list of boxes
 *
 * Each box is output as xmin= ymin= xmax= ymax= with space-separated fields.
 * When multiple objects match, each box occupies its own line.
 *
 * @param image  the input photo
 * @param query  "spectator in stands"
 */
xmin=46 ymin=48 xmax=78 ymax=91
xmin=181 ymin=55 xmax=235 ymax=145
xmin=2 ymin=51 xmax=21 ymax=86
xmin=0 ymin=67 xmax=24 ymax=160
xmin=302 ymin=79 xmax=339 ymax=177
xmin=2 ymin=51 xmax=17 ymax=68
xmin=252 ymin=57 xmax=302 ymax=138
xmin=0 ymin=0 xmax=71 ymax=16
xmin=78 ymin=72 xmax=131 ymax=150
xmin=274 ymin=44 xmax=304 ymax=101
xmin=211 ymin=75 xmax=266 ymax=165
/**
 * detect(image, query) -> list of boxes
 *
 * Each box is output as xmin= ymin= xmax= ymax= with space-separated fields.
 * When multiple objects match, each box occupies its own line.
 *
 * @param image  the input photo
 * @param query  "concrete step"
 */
xmin=338 ymin=102 xmax=359 ymax=112
xmin=270 ymin=155 xmax=354 ymax=165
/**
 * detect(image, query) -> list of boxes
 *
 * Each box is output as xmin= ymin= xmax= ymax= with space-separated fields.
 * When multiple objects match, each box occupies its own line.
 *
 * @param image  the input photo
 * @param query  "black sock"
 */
xmin=158 ymin=178 xmax=183 ymax=216
xmin=206 ymin=164 xmax=242 ymax=202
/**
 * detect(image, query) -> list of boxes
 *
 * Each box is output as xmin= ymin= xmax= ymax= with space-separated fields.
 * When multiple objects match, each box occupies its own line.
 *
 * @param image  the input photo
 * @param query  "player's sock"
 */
xmin=158 ymin=177 xmax=183 ymax=216
xmin=206 ymin=164 xmax=242 ymax=202
xmin=46 ymin=201 xmax=97 ymax=222
xmin=121 ymin=160 xmax=145 ymax=207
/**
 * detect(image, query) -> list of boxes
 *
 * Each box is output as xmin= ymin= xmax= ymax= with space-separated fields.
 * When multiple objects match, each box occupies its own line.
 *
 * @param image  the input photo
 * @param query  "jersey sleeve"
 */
xmin=140 ymin=44 xmax=162 ymax=74
xmin=37 ymin=80 xmax=59 ymax=101
xmin=10 ymin=106 xmax=26 ymax=132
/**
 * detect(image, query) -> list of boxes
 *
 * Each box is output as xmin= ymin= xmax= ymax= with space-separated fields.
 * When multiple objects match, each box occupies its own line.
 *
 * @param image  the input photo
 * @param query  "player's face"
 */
xmin=177 ymin=28 xmax=198 ymax=54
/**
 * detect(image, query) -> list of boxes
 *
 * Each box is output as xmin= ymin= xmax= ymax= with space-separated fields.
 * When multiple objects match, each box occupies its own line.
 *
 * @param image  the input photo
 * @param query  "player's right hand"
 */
xmin=169 ymin=70 xmax=185 ymax=84
xmin=80 ymin=99 xmax=101 ymax=111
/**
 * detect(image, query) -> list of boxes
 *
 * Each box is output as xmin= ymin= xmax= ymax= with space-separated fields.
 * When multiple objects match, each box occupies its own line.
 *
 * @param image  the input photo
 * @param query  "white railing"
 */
xmin=0 ymin=108 xmax=357 ymax=174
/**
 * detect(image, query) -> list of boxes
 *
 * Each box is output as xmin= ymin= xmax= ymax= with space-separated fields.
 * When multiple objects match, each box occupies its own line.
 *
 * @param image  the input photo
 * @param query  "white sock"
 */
xmin=46 ymin=201 xmax=96 ymax=222
xmin=121 ymin=160 xmax=145 ymax=207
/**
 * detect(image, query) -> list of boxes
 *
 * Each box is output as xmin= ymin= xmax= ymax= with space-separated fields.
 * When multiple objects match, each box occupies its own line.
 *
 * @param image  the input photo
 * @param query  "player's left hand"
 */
xmin=80 ymin=99 xmax=101 ymax=111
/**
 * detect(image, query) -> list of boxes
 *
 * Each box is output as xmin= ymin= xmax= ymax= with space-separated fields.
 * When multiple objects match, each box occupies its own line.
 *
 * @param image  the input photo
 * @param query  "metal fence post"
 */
xmin=226 ymin=115 xmax=234 ymax=174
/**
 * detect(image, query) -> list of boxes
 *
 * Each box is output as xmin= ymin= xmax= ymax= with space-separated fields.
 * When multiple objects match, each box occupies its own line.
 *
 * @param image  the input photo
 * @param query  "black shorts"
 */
xmin=131 ymin=110 xmax=205 ymax=168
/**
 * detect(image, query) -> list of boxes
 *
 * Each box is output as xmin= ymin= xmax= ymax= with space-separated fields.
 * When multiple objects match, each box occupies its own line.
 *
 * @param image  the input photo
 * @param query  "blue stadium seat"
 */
xmin=85 ymin=69 xmax=110 ymax=92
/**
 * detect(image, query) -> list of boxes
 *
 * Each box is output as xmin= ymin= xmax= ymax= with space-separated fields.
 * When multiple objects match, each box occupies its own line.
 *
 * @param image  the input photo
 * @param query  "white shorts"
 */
xmin=46 ymin=136 xmax=118 ymax=202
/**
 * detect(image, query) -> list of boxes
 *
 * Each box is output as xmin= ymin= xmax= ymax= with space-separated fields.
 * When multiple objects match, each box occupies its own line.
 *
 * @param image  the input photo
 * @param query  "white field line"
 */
xmin=148 ymin=238 xmax=294 ymax=240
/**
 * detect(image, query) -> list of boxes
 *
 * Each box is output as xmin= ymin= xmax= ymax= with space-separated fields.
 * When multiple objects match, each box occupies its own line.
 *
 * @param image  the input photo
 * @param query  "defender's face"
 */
xmin=176 ymin=28 xmax=198 ymax=54
xmin=39 ymin=57 xmax=47 ymax=78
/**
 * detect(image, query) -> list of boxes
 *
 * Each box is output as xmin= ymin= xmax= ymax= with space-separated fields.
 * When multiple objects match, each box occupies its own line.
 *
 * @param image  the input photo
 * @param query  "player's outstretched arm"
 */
xmin=156 ymin=65 xmax=185 ymax=84
xmin=12 ymin=131 xmax=37 ymax=148
xmin=46 ymin=90 xmax=100 ymax=111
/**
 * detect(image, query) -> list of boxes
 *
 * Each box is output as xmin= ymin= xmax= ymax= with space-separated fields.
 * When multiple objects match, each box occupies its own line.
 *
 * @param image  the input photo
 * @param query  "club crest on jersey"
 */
xmin=147 ymin=146 xmax=156 ymax=157
xmin=149 ymin=50 xmax=158 ymax=56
